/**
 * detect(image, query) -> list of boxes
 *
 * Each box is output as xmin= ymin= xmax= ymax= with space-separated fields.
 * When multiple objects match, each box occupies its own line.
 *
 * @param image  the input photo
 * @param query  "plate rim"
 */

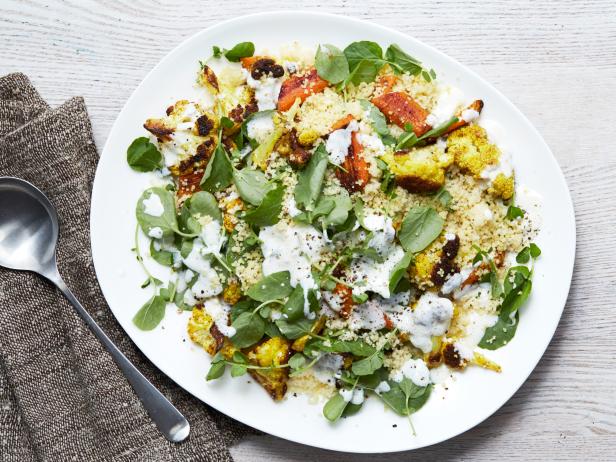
xmin=90 ymin=10 xmax=576 ymax=453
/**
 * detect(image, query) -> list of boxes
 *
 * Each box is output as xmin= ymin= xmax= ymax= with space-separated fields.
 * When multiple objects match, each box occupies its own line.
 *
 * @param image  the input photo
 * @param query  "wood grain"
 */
xmin=1 ymin=1 xmax=614 ymax=460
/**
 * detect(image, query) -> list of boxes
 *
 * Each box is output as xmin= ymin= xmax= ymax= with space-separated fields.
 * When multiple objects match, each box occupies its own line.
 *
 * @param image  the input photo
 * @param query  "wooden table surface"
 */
xmin=2 ymin=1 xmax=614 ymax=460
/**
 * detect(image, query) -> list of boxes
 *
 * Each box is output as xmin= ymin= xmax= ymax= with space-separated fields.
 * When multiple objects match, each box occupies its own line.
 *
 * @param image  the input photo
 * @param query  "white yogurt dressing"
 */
xmin=479 ymin=119 xmax=514 ymax=181
xmin=202 ymin=298 xmax=236 ymax=337
xmin=325 ymin=120 xmax=359 ymax=165
xmin=246 ymin=112 xmax=275 ymax=144
xmin=396 ymin=292 xmax=454 ymax=353
xmin=339 ymin=388 xmax=353 ymax=402
xmin=142 ymin=192 xmax=164 ymax=217
xmin=147 ymin=226 xmax=163 ymax=239
xmin=391 ymin=358 xmax=431 ymax=387
xmin=312 ymin=354 xmax=344 ymax=384
xmin=348 ymin=214 xmax=405 ymax=298
xmin=243 ymin=69 xmax=282 ymax=111
xmin=426 ymin=84 xmax=466 ymax=127
xmin=453 ymin=310 xmax=498 ymax=360
xmin=259 ymin=222 xmax=327 ymax=318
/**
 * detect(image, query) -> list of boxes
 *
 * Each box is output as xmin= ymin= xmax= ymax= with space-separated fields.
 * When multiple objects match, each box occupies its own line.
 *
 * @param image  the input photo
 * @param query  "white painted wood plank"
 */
xmin=1 ymin=1 xmax=614 ymax=460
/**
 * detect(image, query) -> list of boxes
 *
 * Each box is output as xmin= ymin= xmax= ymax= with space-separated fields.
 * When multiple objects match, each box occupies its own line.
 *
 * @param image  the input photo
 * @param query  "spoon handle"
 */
xmin=51 ymin=273 xmax=190 ymax=443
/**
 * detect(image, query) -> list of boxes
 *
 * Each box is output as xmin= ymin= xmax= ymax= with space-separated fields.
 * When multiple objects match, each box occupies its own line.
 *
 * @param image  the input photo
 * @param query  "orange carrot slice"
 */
xmin=336 ymin=131 xmax=370 ymax=193
xmin=330 ymin=114 xmax=355 ymax=131
xmin=371 ymin=91 xmax=431 ymax=136
xmin=277 ymin=69 xmax=328 ymax=112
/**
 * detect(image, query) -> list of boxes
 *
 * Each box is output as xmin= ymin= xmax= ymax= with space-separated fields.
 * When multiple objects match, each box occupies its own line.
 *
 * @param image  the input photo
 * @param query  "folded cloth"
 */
xmin=0 ymin=74 xmax=252 ymax=462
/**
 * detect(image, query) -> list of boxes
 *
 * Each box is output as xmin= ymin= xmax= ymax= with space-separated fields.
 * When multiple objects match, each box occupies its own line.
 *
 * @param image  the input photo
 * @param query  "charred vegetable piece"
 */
xmin=441 ymin=99 xmax=484 ymax=136
xmin=187 ymin=307 xmax=224 ymax=355
xmin=335 ymin=131 xmax=370 ymax=193
xmin=330 ymin=114 xmax=355 ymax=132
xmin=333 ymin=283 xmax=354 ymax=319
xmin=277 ymin=69 xmax=328 ymax=112
xmin=143 ymin=119 xmax=174 ymax=141
xmin=371 ymin=91 xmax=431 ymax=136
xmin=246 ymin=337 xmax=291 ymax=401
xmin=431 ymin=235 xmax=460 ymax=286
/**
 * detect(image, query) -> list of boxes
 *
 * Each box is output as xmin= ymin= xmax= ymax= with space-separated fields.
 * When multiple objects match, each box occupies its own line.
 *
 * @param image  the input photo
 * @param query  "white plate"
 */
xmin=90 ymin=11 xmax=575 ymax=453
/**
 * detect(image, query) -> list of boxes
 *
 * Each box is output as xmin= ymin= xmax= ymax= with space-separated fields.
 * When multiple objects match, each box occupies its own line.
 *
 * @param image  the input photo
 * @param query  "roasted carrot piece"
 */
xmin=277 ymin=69 xmax=328 ymax=112
xmin=336 ymin=131 xmax=371 ymax=193
xmin=377 ymin=74 xmax=398 ymax=94
xmin=240 ymin=55 xmax=268 ymax=70
xmin=442 ymin=99 xmax=484 ymax=135
xmin=333 ymin=283 xmax=354 ymax=319
xmin=371 ymin=91 xmax=431 ymax=136
xmin=330 ymin=114 xmax=355 ymax=131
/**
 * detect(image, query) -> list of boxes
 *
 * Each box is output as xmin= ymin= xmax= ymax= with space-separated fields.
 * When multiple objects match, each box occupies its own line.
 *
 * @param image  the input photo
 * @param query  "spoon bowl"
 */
xmin=0 ymin=177 xmax=58 ymax=275
xmin=0 ymin=176 xmax=189 ymax=443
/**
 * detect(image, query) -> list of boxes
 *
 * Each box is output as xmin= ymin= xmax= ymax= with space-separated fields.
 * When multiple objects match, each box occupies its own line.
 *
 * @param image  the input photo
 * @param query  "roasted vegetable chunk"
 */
xmin=335 ymin=132 xmax=370 ymax=193
xmin=246 ymin=337 xmax=291 ymax=401
xmin=441 ymin=99 xmax=484 ymax=136
xmin=371 ymin=92 xmax=431 ymax=136
xmin=187 ymin=307 xmax=224 ymax=355
xmin=198 ymin=64 xmax=219 ymax=93
xmin=447 ymin=124 xmax=500 ymax=177
xmin=277 ymin=69 xmax=328 ymax=112
xmin=381 ymin=145 xmax=453 ymax=193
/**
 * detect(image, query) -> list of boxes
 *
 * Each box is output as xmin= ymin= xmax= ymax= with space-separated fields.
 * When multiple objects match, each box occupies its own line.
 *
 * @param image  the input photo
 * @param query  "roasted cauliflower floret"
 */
xmin=489 ymin=172 xmax=515 ymax=200
xmin=197 ymin=63 xmax=219 ymax=93
xmin=447 ymin=124 xmax=500 ymax=177
xmin=410 ymin=248 xmax=439 ymax=287
xmin=381 ymin=145 xmax=453 ymax=193
xmin=222 ymin=280 xmax=242 ymax=305
xmin=187 ymin=307 xmax=223 ymax=355
xmin=247 ymin=337 xmax=291 ymax=400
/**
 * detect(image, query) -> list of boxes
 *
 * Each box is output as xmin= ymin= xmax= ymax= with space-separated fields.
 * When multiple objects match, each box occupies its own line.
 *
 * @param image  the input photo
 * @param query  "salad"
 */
xmin=127 ymin=40 xmax=541 ymax=426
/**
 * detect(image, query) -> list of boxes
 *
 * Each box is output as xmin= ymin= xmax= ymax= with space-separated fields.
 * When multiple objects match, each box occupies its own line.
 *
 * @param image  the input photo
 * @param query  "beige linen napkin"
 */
xmin=0 ymin=73 xmax=251 ymax=461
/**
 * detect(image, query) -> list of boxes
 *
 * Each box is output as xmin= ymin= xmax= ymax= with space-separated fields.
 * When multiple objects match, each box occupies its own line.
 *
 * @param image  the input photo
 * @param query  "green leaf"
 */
xmin=418 ymin=116 xmax=458 ymax=142
xmin=206 ymin=354 xmax=226 ymax=381
xmin=126 ymin=137 xmax=162 ymax=172
xmin=516 ymin=246 xmax=531 ymax=264
xmin=224 ymin=42 xmax=255 ymax=62
xmin=283 ymin=285 xmax=305 ymax=322
xmin=360 ymin=100 xmax=390 ymax=137
xmin=230 ymin=299 xmax=257 ymax=322
xmin=388 ymin=251 xmax=414 ymax=293
xmin=434 ymin=187 xmax=452 ymax=208
xmin=294 ymin=144 xmax=329 ymax=211
xmin=189 ymin=191 xmax=222 ymax=222
xmin=384 ymin=44 xmax=422 ymax=76
xmin=506 ymin=204 xmax=525 ymax=220
xmin=323 ymin=392 xmax=349 ymax=422
xmin=378 ymin=380 xmax=432 ymax=415
xmin=230 ymin=311 xmax=265 ymax=348
xmin=288 ymin=353 xmax=307 ymax=371
xmin=275 ymin=317 xmax=313 ymax=339
xmin=330 ymin=340 xmax=376 ymax=357
xmin=530 ymin=243 xmax=542 ymax=258
xmin=479 ymin=311 xmax=520 ymax=350
xmin=351 ymin=351 xmax=384 ymax=376
xmin=200 ymin=143 xmax=233 ymax=192
xmin=398 ymin=206 xmax=444 ymax=253
xmin=132 ymin=295 xmax=166 ymax=331
xmin=149 ymin=240 xmax=174 ymax=266
xmin=315 ymin=44 xmax=350 ymax=84
xmin=136 ymin=187 xmax=181 ymax=239
xmin=233 ymin=167 xmax=272 ymax=206
xmin=322 ymin=191 xmax=352 ymax=227
xmin=344 ymin=41 xmax=384 ymax=84
xmin=246 ymin=271 xmax=293 ymax=302
xmin=244 ymin=183 xmax=285 ymax=227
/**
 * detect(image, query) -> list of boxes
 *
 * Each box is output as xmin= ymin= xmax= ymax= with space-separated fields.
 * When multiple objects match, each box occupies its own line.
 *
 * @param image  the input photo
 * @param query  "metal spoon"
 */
xmin=0 ymin=177 xmax=190 ymax=443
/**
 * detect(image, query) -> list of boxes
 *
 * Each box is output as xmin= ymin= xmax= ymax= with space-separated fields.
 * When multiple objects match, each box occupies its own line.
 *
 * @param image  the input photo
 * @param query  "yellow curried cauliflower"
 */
xmin=489 ymin=172 xmax=515 ymax=200
xmin=187 ymin=307 xmax=220 ymax=355
xmin=381 ymin=145 xmax=453 ymax=193
xmin=247 ymin=337 xmax=291 ymax=401
xmin=447 ymin=125 xmax=500 ymax=177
